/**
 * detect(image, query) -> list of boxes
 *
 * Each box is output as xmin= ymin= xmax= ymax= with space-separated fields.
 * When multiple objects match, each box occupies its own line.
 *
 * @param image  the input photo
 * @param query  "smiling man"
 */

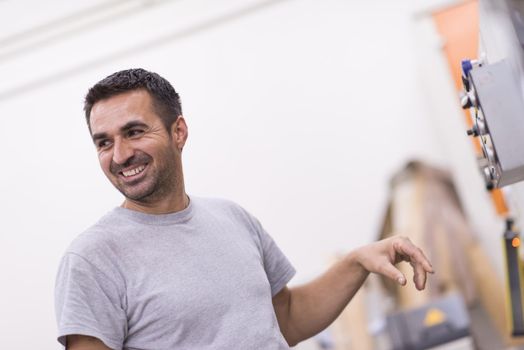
xmin=54 ymin=69 xmax=433 ymax=350
xmin=89 ymin=89 xmax=186 ymax=213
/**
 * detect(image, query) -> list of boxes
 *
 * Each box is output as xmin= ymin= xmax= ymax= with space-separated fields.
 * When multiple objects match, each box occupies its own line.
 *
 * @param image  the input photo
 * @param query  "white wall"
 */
xmin=0 ymin=1 xmax=456 ymax=349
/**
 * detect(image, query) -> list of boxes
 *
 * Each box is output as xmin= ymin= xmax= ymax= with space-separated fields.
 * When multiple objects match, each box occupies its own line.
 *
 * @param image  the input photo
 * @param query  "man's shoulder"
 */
xmin=65 ymin=208 xmax=124 ymax=260
xmin=193 ymin=196 xmax=253 ymax=218
xmin=56 ymin=211 xmax=128 ymax=299
xmin=193 ymin=196 xmax=262 ymax=230
xmin=194 ymin=196 xmax=241 ymax=210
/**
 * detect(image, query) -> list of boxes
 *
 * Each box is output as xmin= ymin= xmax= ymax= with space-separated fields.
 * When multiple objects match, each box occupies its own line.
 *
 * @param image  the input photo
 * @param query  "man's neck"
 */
xmin=122 ymin=192 xmax=190 ymax=215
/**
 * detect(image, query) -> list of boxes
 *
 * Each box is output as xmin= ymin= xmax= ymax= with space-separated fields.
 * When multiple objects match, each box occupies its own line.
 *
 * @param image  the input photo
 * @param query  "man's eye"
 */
xmin=97 ymin=140 xmax=111 ymax=149
xmin=128 ymin=129 xmax=144 ymax=137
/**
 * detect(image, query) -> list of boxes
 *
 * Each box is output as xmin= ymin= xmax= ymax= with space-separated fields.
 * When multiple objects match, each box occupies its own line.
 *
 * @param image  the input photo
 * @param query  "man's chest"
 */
xmin=120 ymin=222 xmax=273 ymax=346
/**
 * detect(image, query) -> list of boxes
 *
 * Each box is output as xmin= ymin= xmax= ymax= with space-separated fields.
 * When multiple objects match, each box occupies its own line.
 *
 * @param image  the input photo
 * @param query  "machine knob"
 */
xmin=461 ymin=59 xmax=474 ymax=77
xmin=460 ymin=57 xmax=482 ymax=97
xmin=460 ymin=91 xmax=477 ymax=109
xmin=461 ymin=58 xmax=481 ymax=76
xmin=483 ymin=166 xmax=495 ymax=190
xmin=466 ymin=125 xmax=480 ymax=137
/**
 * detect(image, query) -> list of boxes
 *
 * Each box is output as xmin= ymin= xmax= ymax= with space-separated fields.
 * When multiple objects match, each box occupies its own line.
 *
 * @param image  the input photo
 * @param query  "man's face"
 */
xmin=89 ymin=89 xmax=185 ymax=203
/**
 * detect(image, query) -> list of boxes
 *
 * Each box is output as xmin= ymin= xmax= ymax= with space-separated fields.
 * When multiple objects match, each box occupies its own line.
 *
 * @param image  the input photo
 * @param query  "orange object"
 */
xmin=432 ymin=0 xmax=509 ymax=216
xmin=432 ymin=1 xmax=480 ymax=154
xmin=512 ymin=237 xmax=520 ymax=248
xmin=491 ymin=188 xmax=509 ymax=216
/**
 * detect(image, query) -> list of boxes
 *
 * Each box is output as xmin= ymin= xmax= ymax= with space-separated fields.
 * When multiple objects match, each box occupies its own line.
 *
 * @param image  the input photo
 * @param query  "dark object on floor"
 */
xmin=386 ymin=293 xmax=471 ymax=350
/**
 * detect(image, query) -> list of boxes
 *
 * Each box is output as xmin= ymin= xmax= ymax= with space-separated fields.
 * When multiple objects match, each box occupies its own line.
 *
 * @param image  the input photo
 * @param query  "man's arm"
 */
xmin=66 ymin=335 xmax=112 ymax=350
xmin=272 ymin=235 xmax=433 ymax=346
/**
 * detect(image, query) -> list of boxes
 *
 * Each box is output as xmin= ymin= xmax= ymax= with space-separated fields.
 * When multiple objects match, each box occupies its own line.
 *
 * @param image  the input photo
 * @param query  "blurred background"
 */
xmin=1 ymin=0 xmax=522 ymax=349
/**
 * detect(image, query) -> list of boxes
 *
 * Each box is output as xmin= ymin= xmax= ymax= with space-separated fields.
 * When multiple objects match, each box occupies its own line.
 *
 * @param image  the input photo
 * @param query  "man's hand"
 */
xmin=351 ymin=235 xmax=434 ymax=290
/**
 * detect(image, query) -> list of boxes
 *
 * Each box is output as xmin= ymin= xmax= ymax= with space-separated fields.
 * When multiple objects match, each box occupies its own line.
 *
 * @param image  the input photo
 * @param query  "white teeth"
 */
xmin=122 ymin=165 xmax=145 ymax=177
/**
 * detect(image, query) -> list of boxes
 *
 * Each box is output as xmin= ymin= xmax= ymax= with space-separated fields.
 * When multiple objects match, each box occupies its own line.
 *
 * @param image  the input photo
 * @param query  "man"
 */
xmin=55 ymin=68 xmax=433 ymax=350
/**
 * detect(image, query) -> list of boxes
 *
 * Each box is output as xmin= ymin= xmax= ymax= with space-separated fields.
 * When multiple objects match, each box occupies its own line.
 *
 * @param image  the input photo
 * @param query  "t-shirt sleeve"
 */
xmin=258 ymin=226 xmax=296 ymax=296
xmin=237 ymin=208 xmax=296 ymax=297
xmin=54 ymin=252 xmax=127 ymax=350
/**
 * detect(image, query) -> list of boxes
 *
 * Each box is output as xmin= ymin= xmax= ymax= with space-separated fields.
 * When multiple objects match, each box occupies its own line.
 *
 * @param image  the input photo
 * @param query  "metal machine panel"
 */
xmin=468 ymin=59 xmax=524 ymax=187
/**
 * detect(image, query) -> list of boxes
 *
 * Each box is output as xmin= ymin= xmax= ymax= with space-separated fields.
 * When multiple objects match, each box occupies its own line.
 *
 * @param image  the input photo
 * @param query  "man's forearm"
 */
xmin=283 ymin=251 xmax=368 ymax=345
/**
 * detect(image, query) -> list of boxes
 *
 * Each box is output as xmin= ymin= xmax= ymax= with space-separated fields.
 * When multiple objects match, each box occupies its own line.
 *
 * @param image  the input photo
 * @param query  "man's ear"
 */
xmin=171 ymin=116 xmax=188 ymax=151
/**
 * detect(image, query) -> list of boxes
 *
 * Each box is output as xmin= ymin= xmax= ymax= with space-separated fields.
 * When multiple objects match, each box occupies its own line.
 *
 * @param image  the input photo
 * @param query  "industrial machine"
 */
xmin=460 ymin=0 xmax=524 ymax=339
xmin=460 ymin=0 xmax=524 ymax=190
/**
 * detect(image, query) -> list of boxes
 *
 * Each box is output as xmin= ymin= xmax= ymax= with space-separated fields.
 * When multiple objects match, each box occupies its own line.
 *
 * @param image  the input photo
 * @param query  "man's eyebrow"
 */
xmin=91 ymin=120 xmax=148 ymax=142
xmin=120 ymin=120 xmax=148 ymax=132
xmin=92 ymin=132 xmax=108 ymax=143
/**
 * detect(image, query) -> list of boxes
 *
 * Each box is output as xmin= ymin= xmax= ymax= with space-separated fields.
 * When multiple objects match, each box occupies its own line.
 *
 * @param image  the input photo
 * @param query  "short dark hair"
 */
xmin=84 ymin=68 xmax=182 ymax=131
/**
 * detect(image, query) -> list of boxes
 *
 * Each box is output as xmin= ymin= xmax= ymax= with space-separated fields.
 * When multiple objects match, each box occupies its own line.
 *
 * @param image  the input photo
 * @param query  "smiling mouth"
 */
xmin=120 ymin=164 xmax=146 ymax=178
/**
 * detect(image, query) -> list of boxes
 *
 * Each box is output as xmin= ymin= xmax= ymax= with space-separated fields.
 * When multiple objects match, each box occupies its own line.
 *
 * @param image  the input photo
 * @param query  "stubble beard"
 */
xmin=110 ymin=150 xmax=180 ymax=204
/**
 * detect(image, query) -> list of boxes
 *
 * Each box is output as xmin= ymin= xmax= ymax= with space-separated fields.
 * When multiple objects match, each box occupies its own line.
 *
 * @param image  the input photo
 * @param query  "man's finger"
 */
xmin=380 ymin=262 xmax=407 ymax=286
xmin=394 ymin=238 xmax=434 ymax=273
xmin=413 ymin=261 xmax=427 ymax=290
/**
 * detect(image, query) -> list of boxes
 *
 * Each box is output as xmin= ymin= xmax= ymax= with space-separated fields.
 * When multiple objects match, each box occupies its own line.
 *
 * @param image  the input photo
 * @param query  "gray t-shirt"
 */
xmin=55 ymin=197 xmax=295 ymax=350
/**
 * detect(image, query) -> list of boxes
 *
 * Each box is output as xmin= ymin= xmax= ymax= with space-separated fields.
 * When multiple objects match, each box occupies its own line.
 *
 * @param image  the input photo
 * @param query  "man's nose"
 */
xmin=112 ymin=138 xmax=134 ymax=165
